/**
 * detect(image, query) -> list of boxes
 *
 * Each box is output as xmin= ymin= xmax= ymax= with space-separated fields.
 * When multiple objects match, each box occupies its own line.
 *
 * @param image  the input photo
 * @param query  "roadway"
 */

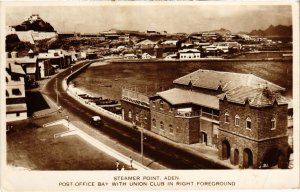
xmin=44 ymin=60 xmax=228 ymax=169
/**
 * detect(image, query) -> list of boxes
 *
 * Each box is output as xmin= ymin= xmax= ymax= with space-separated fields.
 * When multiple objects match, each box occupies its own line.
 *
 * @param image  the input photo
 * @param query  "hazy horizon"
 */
xmin=5 ymin=4 xmax=292 ymax=34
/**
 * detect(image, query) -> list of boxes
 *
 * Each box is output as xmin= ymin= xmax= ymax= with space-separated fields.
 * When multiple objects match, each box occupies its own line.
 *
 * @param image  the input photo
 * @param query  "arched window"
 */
xmin=225 ymin=112 xmax=230 ymax=124
xmin=128 ymin=110 xmax=132 ymax=119
xmin=246 ymin=117 xmax=251 ymax=129
xmin=152 ymin=118 xmax=156 ymax=127
xmin=135 ymin=113 xmax=139 ymax=121
xmin=235 ymin=115 xmax=240 ymax=126
xmin=169 ymin=124 xmax=173 ymax=133
xmin=271 ymin=117 xmax=276 ymax=130
xmin=160 ymin=121 xmax=164 ymax=130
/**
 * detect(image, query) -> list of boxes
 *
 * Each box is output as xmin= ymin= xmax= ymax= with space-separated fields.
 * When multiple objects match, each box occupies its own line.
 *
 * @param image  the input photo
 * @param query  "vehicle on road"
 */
xmin=90 ymin=116 xmax=102 ymax=127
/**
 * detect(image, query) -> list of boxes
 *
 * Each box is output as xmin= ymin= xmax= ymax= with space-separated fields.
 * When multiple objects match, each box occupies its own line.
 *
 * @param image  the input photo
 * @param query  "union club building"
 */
xmin=121 ymin=69 xmax=292 ymax=168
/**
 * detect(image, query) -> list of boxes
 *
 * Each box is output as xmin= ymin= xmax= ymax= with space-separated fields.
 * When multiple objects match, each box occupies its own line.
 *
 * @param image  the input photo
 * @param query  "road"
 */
xmin=44 ymin=60 xmax=228 ymax=169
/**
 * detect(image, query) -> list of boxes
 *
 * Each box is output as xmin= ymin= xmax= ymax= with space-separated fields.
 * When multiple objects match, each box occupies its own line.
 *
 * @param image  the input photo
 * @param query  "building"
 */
xmin=178 ymin=49 xmax=201 ymax=60
xmin=38 ymin=50 xmax=67 ymax=69
xmin=218 ymin=86 xmax=291 ymax=168
xmin=141 ymin=53 xmax=155 ymax=59
xmin=121 ymin=69 xmax=291 ymax=168
xmin=38 ymin=59 xmax=55 ymax=78
xmin=135 ymin=39 xmax=157 ymax=55
xmin=124 ymin=54 xmax=137 ymax=60
xmin=161 ymin=40 xmax=179 ymax=53
xmin=149 ymin=88 xmax=219 ymax=144
xmin=118 ymin=34 xmax=130 ymax=43
xmin=121 ymin=89 xmax=151 ymax=130
xmin=8 ymin=50 xmax=40 ymax=88
xmin=6 ymin=61 xmax=27 ymax=122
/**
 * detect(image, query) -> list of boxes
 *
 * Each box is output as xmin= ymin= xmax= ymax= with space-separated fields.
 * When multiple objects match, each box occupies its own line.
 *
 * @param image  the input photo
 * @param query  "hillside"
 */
xmin=12 ymin=15 xmax=55 ymax=32
xmin=249 ymin=25 xmax=292 ymax=37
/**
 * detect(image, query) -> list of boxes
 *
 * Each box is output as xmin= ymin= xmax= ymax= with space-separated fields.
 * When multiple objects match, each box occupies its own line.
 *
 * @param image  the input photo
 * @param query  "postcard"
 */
xmin=1 ymin=1 xmax=299 ymax=191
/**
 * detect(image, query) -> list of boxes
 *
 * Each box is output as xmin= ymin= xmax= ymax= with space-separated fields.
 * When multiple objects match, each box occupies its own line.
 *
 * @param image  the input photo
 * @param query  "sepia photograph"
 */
xmin=1 ymin=1 xmax=299 ymax=191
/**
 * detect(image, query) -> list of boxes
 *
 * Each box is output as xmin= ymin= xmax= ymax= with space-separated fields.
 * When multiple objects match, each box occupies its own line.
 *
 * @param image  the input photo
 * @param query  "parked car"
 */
xmin=90 ymin=116 xmax=102 ymax=127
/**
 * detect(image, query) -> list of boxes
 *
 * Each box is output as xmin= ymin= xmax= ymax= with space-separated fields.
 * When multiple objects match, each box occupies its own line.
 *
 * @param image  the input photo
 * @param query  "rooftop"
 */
xmin=6 ymin=104 xmax=27 ymax=113
xmin=161 ymin=40 xmax=178 ymax=45
xmin=7 ymin=61 xmax=25 ymax=75
xmin=218 ymin=86 xmax=288 ymax=107
xmin=136 ymin=39 xmax=157 ymax=45
xmin=15 ymin=56 xmax=37 ymax=64
xmin=179 ymin=49 xmax=200 ymax=53
xmin=155 ymin=88 xmax=219 ymax=109
xmin=38 ymin=53 xmax=62 ymax=59
xmin=173 ymin=69 xmax=285 ymax=93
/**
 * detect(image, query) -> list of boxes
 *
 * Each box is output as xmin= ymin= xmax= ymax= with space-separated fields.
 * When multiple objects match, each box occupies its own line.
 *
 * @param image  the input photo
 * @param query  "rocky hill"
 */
xmin=12 ymin=14 xmax=55 ymax=32
xmin=249 ymin=25 xmax=292 ymax=37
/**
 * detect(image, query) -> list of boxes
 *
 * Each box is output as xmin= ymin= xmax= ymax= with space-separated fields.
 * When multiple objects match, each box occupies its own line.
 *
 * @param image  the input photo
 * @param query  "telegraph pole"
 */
xmin=56 ymin=78 xmax=58 ymax=106
xmin=141 ymin=125 xmax=144 ymax=165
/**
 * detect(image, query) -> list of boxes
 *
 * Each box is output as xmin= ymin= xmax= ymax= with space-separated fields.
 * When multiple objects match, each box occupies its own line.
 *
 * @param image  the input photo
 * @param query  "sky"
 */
xmin=5 ymin=4 xmax=292 ymax=34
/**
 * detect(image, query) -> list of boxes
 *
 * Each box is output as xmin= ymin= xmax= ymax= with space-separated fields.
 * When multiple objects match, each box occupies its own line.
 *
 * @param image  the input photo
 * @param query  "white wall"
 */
xmin=6 ymin=112 xmax=27 ymax=122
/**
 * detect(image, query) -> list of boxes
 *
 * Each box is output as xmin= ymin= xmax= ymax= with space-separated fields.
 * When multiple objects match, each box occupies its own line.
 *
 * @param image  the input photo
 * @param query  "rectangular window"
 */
xmin=225 ymin=112 xmax=230 ymax=124
xmin=12 ymin=89 xmax=21 ymax=96
xmin=271 ymin=118 xmax=276 ymax=130
xmin=16 ymin=112 xmax=20 ymax=117
xmin=235 ymin=115 xmax=240 ymax=126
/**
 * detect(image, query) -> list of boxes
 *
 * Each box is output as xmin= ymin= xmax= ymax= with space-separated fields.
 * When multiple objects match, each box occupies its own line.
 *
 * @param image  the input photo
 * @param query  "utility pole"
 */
xmin=141 ymin=125 xmax=144 ymax=165
xmin=56 ymin=78 xmax=58 ymax=106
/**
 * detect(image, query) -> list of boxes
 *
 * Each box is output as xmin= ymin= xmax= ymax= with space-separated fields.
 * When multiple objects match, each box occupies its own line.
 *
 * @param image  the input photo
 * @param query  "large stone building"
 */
xmin=121 ymin=69 xmax=292 ymax=168
xmin=149 ymin=88 xmax=218 ymax=144
xmin=218 ymin=86 xmax=290 ymax=169
xmin=121 ymin=89 xmax=151 ymax=130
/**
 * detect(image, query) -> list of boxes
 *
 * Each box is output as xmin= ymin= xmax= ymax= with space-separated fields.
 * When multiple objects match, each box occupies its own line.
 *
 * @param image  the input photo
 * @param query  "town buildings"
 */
xmin=178 ymin=49 xmax=201 ymax=60
xmin=6 ymin=61 xmax=27 ymax=122
xmin=121 ymin=69 xmax=291 ymax=168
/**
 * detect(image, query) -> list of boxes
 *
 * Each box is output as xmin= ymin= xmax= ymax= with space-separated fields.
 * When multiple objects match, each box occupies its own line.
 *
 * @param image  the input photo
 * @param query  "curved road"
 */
xmin=44 ymin=60 xmax=228 ymax=169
